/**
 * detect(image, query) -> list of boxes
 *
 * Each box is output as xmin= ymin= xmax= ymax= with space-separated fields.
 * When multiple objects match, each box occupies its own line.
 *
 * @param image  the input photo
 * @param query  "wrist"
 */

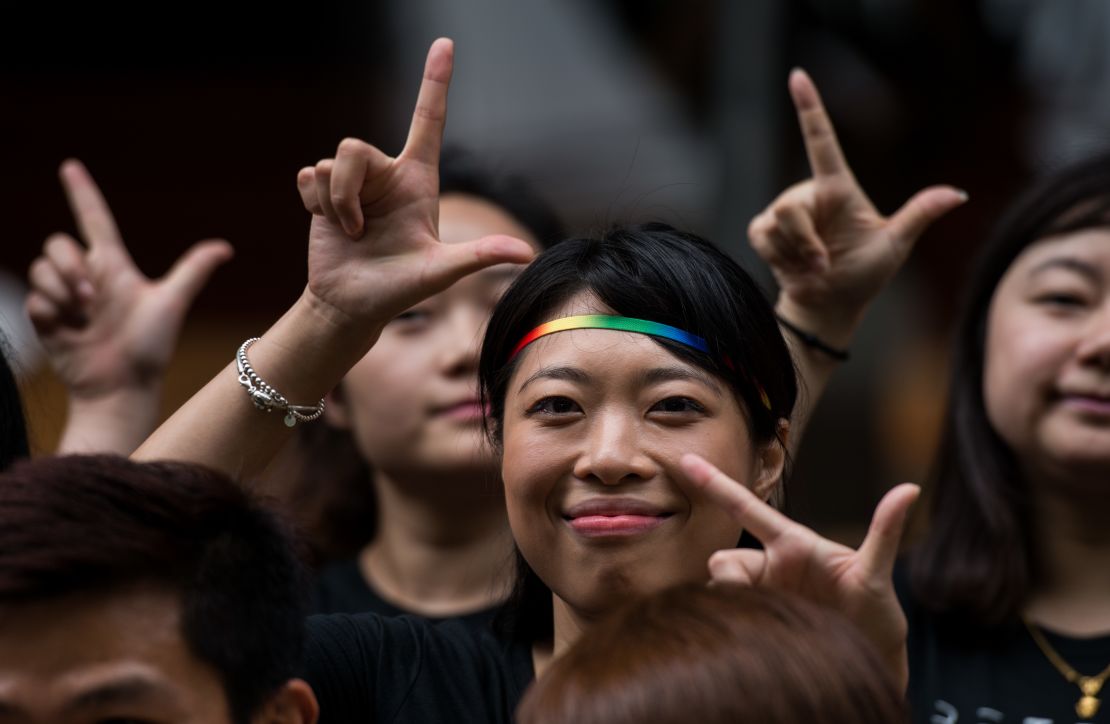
xmin=241 ymin=290 xmax=386 ymax=405
xmin=775 ymin=295 xmax=864 ymax=351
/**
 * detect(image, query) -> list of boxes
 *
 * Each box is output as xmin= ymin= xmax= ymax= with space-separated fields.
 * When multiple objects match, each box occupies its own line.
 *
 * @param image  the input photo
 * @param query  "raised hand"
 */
xmin=294 ymin=38 xmax=535 ymax=331
xmin=680 ymin=453 xmax=919 ymax=690
xmin=749 ymin=69 xmax=967 ymax=330
xmin=25 ymin=159 xmax=232 ymax=452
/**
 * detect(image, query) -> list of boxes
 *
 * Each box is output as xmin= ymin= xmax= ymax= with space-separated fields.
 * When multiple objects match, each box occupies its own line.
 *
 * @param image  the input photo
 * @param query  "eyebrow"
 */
xmin=516 ymin=364 xmax=723 ymax=396
xmin=518 ymin=365 xmax=591 ymax=393
xmin=640 ymin=366 xmax=723 ymax=396
xmin=63 ymin=676 xmax=167 ymax=713
xmin=1028 ymin=256 xmax=1102 ymax=284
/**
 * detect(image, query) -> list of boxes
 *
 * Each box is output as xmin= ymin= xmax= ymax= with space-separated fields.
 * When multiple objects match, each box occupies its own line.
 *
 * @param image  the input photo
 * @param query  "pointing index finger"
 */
xmin=789 ymin=69 xmax=852 ymax=180
xmin=680 ymin=453 xmax=790 ymax=545
xmin=58 ymin=159 xmax=125 ymax=253
xmin=401 ymin=37 xmax=454 ymax=167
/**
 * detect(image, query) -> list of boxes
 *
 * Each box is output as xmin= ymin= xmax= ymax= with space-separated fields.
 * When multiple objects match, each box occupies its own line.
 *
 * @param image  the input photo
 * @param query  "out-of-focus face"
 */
xmin=326 ymin=193 xmax=539 ymax=483
xmin=984 ymin=228 xmax=1110 ymax=483
xmin=0 ymin=587 xmax=233 ymax=723
xmin=500 ymin=294 xmax=785 ymax=616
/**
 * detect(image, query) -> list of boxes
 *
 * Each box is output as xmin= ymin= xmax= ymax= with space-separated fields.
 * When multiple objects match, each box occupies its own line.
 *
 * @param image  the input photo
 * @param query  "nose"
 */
xmin=573 ymin=409 xmax=656 ymax=486
xmin=1077 ymin=303 xmax=1110 ymax=370
xmin=441 ymin=306 xmax=485 ymax=377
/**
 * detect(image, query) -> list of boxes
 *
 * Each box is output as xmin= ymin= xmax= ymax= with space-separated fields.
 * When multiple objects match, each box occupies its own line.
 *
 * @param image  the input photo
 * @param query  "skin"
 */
xmin=26 ymin=159 xmax=232 ymax=455
xmin=0 ymin=587 xmax=317 ymax=724
xmin=137 ymin=39 xmax=920 ymax=689
xmin=984 ymin=229 xmax=1110 ymax=635
xmin=502 ymin=294 xmax=784 ymax=654
xmin=748 ymin=69 xmax=966 ymax=449
xmin=325 ymin=194 xmax=538 ymax=615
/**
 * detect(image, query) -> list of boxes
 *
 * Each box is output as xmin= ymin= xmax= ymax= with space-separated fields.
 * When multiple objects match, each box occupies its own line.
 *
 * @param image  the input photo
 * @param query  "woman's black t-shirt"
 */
xmin=303 ymin=613 xmax=534 ymax=724
xmin=313 ymin=558 xmax=500 ymax=629
xmin=897 ymin=569 xmax=1110 ymax=723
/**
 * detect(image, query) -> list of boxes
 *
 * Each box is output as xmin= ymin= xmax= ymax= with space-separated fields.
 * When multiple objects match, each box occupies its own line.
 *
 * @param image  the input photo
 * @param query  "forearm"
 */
xmin=776 ymin=295 xmax=862 ymax=456
xmin=133 ymin=289 xmax=383 ymax=479
xmin=57 ymin=384 xmax=164 ymax=456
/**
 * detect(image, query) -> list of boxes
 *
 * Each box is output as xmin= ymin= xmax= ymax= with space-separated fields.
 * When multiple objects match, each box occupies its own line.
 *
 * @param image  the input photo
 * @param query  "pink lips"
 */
xmin=564 ymin=498 xmax=673 ymax=539
xmin=1060 ymin=393 xmax=1110 ymax=418
xmin=436 ymin=400 xmax=488 ymax=422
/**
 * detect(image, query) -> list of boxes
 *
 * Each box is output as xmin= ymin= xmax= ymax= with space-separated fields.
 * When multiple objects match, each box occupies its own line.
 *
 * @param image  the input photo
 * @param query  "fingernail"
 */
xmin=955 ymin=189 xmax=969 ymax=202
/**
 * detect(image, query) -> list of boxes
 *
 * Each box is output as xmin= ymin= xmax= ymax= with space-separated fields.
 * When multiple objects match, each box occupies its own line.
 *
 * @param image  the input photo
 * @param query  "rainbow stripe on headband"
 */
xmin=508 ymin=315 xmax=771 ymax=410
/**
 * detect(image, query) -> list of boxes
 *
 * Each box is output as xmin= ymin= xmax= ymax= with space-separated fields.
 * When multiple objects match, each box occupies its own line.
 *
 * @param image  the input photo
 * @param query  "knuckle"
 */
xmin=337 ymin=137 xmax=367 ymax=156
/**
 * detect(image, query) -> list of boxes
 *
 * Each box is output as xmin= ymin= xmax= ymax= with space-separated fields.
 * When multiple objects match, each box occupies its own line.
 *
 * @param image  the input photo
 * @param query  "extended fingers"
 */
xmin=886 ymin=185 xmax=969 ymax=252
xmin=788 ymin=69 xmax=851 ymax=180
xmin=58 ymin=159 xmax=124 ymax=252
xmin=857 ymin=483 xmax=921 ymax=579
xmin=680 ymin=453 xmax=790 ymax=545
xmin=401 ymin=38 xmax=454 ymax=167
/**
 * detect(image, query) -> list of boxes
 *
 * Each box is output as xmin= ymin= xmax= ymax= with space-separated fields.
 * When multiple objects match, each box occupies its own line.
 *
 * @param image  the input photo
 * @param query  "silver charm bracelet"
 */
xmin=236 ymin=338 xmax=325 ymax=427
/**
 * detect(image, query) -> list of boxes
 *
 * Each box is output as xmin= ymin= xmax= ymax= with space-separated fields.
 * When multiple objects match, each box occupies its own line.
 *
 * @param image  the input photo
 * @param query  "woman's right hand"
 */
xmin=749 ymin=69 xmax=967 ymax=337
xmin=295 ymin=38 xmax=535 ymax=334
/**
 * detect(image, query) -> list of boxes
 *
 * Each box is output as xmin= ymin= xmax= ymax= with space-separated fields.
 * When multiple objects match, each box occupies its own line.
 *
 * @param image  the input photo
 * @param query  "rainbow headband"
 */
xmin=508 ymin=314 xmax=771 ymax=410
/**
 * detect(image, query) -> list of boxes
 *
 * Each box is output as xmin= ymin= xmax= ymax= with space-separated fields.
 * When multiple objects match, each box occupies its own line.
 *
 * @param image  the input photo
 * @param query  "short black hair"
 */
xmin=0 ymin=455 xmax=308 ymax=723
xmin=910 ymin=151 xmax=1110 ymax=627
xmin=479 ymin=222 xmax=797 ymax=643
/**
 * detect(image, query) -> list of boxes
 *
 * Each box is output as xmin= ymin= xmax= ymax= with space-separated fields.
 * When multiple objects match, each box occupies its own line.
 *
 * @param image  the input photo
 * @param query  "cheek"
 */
xmin=982 ymin=304 xmax=1067 ymax=436
xmin=343 ymin=354 xmax=427 ymax=445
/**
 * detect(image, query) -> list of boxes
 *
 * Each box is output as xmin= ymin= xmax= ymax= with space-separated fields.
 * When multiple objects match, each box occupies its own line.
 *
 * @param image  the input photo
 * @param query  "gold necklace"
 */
xmin=1024 ymin=617 xmax=1110 ymax=720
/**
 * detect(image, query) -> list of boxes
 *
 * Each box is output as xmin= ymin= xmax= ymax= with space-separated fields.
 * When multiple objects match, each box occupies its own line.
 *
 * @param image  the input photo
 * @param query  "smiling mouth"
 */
xmin=565 ymin=513 xmax=673 ymax=538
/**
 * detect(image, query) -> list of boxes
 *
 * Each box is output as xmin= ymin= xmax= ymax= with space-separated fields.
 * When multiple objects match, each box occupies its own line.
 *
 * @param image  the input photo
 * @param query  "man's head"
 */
xmin=0 ymin=454 xmax=317 ymax=723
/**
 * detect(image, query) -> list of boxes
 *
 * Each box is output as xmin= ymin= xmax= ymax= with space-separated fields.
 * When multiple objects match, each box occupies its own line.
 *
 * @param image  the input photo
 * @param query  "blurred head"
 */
xmin=0 ymin=333 xmax=29 ymax=470
xmin=0 ymin=455 xmax=316 ymax=724
xmin=516 ymin=583 xmax=907 ymax=724
xmin=913 ymin=153 xmax=1110 ymax=625
xmin=289 ymin=149 xmax=564 ymax=559
xmin=480 ymin=223 xmax=796 ymax=626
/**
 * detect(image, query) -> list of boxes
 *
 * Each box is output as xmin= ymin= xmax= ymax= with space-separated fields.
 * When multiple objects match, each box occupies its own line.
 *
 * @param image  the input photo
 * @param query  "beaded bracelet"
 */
xmin=775 ymin=315 xmax=851 ymax=362
xmin=235 ymin=338 xmax=326 ymax=427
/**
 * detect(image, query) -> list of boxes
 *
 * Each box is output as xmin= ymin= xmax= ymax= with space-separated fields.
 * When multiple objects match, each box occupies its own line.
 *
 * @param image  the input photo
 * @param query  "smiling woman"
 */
xmin=477 ymin=223 xmax=795 ymax=647
xmin=136 ymin=39 xmax=921 ymax=723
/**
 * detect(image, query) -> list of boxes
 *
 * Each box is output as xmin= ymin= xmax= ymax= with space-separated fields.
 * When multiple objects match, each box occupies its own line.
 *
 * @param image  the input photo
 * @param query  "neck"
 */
xmin=360 ymin=468 xmax=513 ymax=618
xmin=1025 ymin=467 xmax=1110 ymax=636
xmin=532 ymin=594 xmax=598 ymax=677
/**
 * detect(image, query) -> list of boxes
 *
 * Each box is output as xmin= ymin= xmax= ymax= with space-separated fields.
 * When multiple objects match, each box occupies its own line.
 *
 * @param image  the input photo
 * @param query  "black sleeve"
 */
xmin=302 ymin=613 xmax=430 ymax=723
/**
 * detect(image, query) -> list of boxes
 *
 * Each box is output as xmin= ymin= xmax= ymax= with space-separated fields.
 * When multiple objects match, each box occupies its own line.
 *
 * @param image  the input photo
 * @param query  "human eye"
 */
xmin=649 ymin=396 xmax=706 ymax=415
xmin=1033 ymin=289 xmax=1091 ymax=309
xmin=388 ymin=307 xmax=434 ymax=332
xmin=526 ymin=396 xmax=582 ymax=417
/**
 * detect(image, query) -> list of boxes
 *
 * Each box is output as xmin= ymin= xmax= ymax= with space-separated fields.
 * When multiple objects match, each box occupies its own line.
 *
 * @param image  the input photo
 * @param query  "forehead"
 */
xmin=0 ymin=587 xmax=229 ymax=720
xmin=439 ymin=193 xmax=540 ymax=250
xmin=1004 ymin=227 xmax=1110 ymax=279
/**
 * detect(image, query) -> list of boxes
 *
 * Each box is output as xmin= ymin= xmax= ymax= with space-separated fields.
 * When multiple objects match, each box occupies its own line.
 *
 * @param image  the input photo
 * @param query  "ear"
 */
xmin=322 ymin=383 xmax=351 ymax=429
xmin=251 ymin=678 xmax=319 ymax=724
xmin=751 ymin=419 xmax=789 ymax=503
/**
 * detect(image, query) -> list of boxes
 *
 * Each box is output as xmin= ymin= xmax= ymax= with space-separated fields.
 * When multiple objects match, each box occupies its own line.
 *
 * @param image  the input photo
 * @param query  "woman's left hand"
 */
xmin=680 ymin=453 xmax=919 ymax=690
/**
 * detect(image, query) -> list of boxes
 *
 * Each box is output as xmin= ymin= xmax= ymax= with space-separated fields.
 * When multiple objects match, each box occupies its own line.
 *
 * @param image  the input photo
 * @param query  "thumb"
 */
xmin=886 ymin=186 xmax=968 ymax=253
xmin=857 ymin=483 xmax=920 ymax=579
xmin=430 ymin=234 xmax=536 ymax=289
xmin=161 ymin=239 xmax=235 ymax=305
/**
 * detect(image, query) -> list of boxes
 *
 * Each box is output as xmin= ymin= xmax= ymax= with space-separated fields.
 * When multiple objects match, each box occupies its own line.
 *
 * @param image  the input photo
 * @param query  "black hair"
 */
xmin=478 ymin=222 xmax=797 ymax=642
xmin=910 ymin=152 xmax=1110 ymax=627
xmin=0 ymin=333 xmax=29 ymax=471
xmin=0 ymin=455 xmax=308 ymax=723
xmin=288 ymin=147 xmax=566 ymax=563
